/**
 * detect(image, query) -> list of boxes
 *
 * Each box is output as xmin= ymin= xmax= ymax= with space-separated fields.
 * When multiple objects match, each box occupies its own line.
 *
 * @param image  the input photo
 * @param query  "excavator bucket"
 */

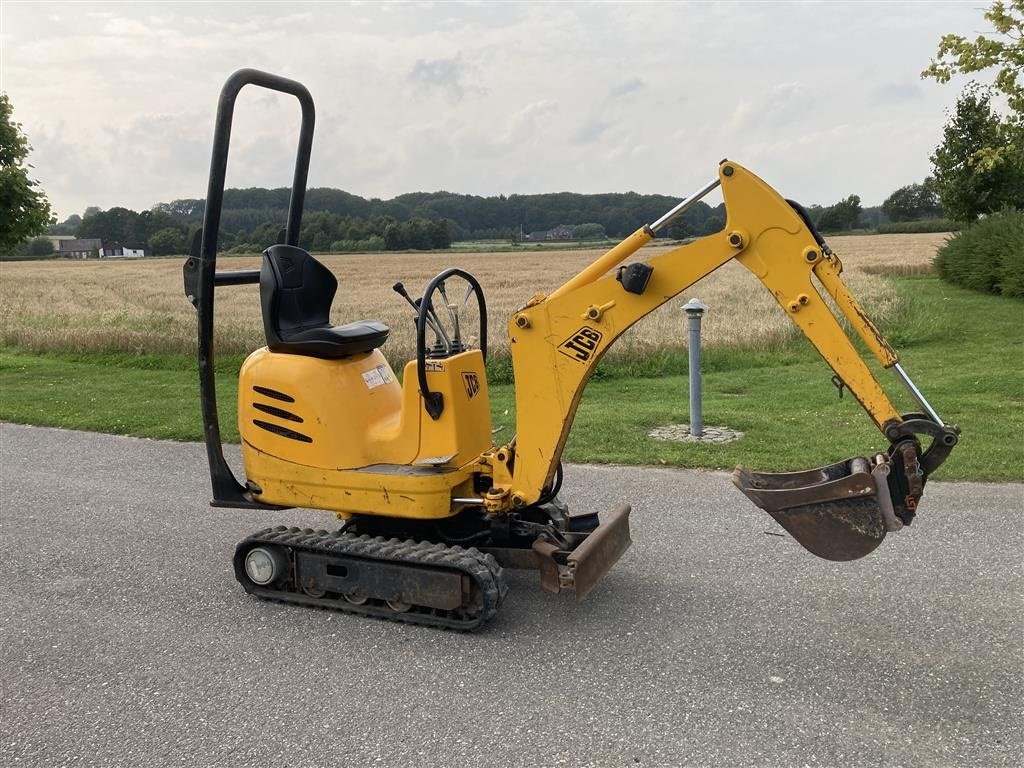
xmin=732 ymin=456 xmax=896 ymax=561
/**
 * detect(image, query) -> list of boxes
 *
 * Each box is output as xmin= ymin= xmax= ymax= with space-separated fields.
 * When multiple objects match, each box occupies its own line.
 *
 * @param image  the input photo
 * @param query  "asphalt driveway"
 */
xmin=1 ymin=423 xmax=1021 ymax=767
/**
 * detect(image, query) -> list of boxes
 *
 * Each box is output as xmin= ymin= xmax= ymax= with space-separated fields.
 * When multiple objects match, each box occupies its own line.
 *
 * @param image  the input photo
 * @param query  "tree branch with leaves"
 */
xmin=922 ymin=0 xmax=1023 ymax=120
xmin=1 ymin=93 xmax=55 ymax=253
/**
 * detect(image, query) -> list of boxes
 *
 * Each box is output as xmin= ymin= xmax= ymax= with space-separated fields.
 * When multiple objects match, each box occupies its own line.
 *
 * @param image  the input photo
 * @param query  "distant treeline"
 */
xmin=143 ymin=187 xmax=727 ymax=249
xmin=152 ymin=187 xmax=707 ymax=240
xmin=45 ymin=183 xmax=946 ymax=256
xmin=50 ymin=187 xmax=730 ymax=254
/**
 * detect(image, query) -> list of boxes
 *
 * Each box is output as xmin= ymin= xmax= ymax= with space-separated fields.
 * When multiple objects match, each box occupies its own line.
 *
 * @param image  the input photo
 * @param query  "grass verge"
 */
xmin=1 ymin=277 xmax=1020 ymax=481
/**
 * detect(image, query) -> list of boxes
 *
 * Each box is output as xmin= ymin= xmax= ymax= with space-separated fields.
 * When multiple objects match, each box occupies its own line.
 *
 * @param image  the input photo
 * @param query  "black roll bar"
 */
xmin=184 ymin=69 xmax=315 ymax=507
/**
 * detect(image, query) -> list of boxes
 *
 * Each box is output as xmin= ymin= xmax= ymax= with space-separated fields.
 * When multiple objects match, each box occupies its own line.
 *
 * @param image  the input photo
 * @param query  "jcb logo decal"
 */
xmin=559 ymin=327 xmax=603 ymax=362
xmin=463 ymin=372 xmax=481 ymax=398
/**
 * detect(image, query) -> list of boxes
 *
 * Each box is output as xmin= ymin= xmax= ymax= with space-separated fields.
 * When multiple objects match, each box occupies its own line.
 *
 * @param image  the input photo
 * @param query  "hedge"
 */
xmin=933 ymin=209 xmax=1024 ymax=298
xmin=878 ymin=219 xmax=960 ymax=234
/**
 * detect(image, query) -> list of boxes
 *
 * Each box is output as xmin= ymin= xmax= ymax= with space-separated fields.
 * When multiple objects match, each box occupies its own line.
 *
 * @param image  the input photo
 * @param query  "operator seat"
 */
xmin=260 ymin=244 xmax=389 ymax=359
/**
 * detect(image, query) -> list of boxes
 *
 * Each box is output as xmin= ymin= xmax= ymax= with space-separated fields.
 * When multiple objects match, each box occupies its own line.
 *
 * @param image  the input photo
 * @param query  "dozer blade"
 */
xmin=530 ymin=504 xmax=632 ymax=600
xmin=732 ymin=457 xmax=890 ymax=561
xmin=567 ymin=504 xmax=633 ymax=600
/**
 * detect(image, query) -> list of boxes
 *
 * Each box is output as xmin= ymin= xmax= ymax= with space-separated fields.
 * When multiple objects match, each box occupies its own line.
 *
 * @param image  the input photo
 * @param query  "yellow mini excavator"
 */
xmin=184 ymin=70 xmax=960 ymax=630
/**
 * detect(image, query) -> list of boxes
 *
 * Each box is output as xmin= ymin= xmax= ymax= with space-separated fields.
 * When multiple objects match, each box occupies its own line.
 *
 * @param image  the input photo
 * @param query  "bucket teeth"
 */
xmin=733 ymin=458 xmax=888 ymax=561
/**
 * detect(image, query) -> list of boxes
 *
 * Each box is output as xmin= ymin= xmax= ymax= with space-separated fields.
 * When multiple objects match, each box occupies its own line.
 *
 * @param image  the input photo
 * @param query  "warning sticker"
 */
xmin=362 ymin=364 xmax=394 ymax=389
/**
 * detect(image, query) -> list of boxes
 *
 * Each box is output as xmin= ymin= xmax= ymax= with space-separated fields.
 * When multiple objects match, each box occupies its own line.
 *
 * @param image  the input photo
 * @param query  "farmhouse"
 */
xmin=524 ymin=225 xmax=575 ymax=241
xmin=98 ymin=242 xmax=149 ymax=258
xmin=46 ymin=235 xmax=75 ymax=251
xmin=58 ymin=238 xmax=103 ymax=259
xmin=55 ymin=239 xmax=149 ymax=258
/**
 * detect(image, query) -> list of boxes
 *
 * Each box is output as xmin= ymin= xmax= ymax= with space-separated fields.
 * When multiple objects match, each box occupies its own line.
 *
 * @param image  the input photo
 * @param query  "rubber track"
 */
xmin=234 ymin=526 xmax=508 ymax=631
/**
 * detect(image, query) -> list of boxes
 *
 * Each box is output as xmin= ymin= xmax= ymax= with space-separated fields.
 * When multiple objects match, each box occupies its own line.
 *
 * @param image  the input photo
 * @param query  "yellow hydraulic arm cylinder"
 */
xmin=497 ymin=161 xmax=913 ymax=508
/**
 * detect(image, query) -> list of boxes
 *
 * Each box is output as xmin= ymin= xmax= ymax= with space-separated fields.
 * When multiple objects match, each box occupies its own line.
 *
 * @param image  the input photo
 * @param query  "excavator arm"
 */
xmin=490 ymin=161 xmax=959 ymax=560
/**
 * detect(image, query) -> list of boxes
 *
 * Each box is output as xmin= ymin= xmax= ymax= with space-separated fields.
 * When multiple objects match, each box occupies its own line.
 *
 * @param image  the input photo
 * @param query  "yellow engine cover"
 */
xmin=239 ymin=347 xmax=413 ymax=470
xmin=237 ymin=347 xmax=492 ymax=519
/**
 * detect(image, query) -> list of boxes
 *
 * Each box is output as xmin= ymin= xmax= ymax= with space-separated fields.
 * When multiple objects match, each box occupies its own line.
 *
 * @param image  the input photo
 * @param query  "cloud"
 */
xmin=725 ymin=82 xmax=809 ymax=135
xmin=407 ymin=55 xmax=485 ymax=103
xmin=573 ymin=117 xmax=612 ymax=145
xmin=610 ymin=78 xmax=645 ymax=98
xmin=501 ymin=100 xmax=559 ymax=147
xmin=871 ymin=83 xmax=925 ymax=104
xmin=567 ymin=77 xmax=645 ymax=148
xmin=28 ymin=110 xmax=212 ymax=218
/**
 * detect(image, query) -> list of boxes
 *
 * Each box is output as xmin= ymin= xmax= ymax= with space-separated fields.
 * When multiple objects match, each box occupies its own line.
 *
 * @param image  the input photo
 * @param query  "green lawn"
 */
xmin=1 ymin=277 xmax=1021 ymax=481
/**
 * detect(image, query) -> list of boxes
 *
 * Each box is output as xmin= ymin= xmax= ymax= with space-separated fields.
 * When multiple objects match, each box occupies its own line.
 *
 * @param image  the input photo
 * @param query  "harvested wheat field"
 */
xmin=0 ymin=233 xmax=949 ymax=365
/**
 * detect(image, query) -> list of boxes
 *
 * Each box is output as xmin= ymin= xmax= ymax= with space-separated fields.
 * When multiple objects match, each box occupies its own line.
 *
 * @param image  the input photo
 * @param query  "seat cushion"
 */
xmin=268 ymin=320 xmax=390 ymax=359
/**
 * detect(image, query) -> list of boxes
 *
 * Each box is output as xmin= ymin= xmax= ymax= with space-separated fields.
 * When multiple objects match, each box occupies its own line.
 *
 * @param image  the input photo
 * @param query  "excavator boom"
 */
xmin=492 ymin=161 xmax=959 ymax=560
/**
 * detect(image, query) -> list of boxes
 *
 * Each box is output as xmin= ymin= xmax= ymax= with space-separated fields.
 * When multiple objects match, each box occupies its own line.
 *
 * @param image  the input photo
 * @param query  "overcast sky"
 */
xmin=1 ymin=1 xmax=988 ymax=220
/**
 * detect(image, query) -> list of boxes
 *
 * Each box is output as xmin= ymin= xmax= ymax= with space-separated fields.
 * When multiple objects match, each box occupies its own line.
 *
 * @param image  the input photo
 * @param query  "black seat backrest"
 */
xmin=259 ymin=244 xmax=390 ymax=359
xmin=260 ymin=244 xmax=337 ymax=343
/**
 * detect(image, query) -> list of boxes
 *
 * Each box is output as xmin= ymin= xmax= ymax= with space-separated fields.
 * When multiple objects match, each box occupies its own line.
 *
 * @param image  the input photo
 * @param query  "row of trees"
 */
xmin=48 ymin=191 xmax=727 ymax=252
xmin=75 ymin=206 xmax=187 ymax=249
xmin=150 ymin=188 xmax=697 ymax=242
xmin=881 ymin=182 xmax=943 ymax=222
xmin=120 ymin=190 xmax=890 ymax=247
xmin=42 ymin=205 xmax=455 ymax=255
xmin=146 ymin=183 xmax=948 ymax=240
xmin=230 ymin=213 xmax=453 ymax=253
xmin=44 ymin=186 xmax=924 ymax=256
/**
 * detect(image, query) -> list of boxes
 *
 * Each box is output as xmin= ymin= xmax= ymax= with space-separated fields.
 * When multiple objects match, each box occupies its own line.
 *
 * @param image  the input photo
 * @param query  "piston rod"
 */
xmin=649 ymin=178 xmax=722 ymax=233
xmin=892 ymin=363 xmax=943 ymax=425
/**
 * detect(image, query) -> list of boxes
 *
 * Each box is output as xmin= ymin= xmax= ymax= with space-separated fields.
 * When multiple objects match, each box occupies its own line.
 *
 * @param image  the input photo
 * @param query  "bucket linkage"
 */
xmin=733 ymin=413 xmax=959 ymax=561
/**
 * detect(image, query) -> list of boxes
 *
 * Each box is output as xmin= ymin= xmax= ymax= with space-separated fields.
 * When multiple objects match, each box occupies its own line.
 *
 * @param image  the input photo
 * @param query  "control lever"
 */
xmin=391 ymin=281 xmax=418 ymax=310
xmin=436 ymin=280 xmax=462 ymax=349
xmin=393 ymin=282 xmax=451 ymax=353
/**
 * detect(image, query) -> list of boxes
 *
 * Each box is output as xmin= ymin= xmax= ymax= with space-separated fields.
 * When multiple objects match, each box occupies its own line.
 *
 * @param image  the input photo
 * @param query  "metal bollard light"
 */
xmin=682 ymin=299 xmax=708 ymax=437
